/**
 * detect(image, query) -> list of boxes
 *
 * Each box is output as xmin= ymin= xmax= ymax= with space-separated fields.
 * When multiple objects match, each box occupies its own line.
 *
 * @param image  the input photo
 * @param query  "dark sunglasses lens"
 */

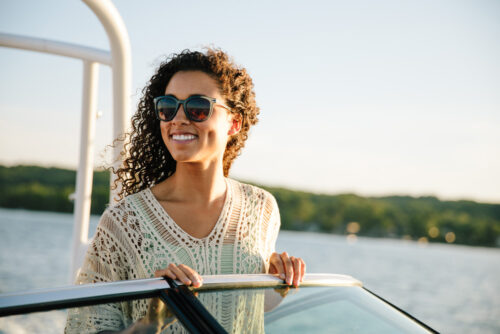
xmin=186 ymin=97 xmax=211 ymax=122
xmin=156 ymin=97 xmax=178 ymax=121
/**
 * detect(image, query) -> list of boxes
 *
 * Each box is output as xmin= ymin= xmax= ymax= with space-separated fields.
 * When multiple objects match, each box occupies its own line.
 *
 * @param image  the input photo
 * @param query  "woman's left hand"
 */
xmin=269 ymin=252 xmax=306 ymax=287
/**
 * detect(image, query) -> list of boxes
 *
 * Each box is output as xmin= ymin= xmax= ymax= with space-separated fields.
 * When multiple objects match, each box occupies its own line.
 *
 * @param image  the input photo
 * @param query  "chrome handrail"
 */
xmin=0 ymin=273 xmax=362 ymax=317
xmin=198 ymin=273 xmax=362 ymax=290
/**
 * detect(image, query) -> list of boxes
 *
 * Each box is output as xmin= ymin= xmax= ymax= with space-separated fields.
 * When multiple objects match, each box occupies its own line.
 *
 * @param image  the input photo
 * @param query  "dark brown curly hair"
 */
xmin=113 ymin=48 xmax=259 ymax=199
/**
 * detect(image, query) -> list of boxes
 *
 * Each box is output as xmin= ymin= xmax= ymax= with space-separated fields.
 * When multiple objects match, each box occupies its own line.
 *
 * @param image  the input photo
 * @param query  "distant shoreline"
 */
xmin=1 ymin=206 xmax=498 ymax=251
xmin=1 ymin=164 xmax=499 ymax=248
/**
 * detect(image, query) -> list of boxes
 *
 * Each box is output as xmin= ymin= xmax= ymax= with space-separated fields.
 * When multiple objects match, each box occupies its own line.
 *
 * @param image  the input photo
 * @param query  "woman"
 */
xmin=66 ymin=48 xmax=305 ymax=333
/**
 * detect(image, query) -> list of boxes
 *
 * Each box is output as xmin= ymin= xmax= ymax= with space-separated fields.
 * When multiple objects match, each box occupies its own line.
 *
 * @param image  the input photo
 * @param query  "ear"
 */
xmin=228 ymin=113 xmax=242 ymax=136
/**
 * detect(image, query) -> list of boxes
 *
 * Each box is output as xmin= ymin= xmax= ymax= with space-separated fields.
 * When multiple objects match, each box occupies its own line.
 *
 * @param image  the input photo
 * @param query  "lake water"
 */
xmin=0 ymin=208 xmax=499 ymax=333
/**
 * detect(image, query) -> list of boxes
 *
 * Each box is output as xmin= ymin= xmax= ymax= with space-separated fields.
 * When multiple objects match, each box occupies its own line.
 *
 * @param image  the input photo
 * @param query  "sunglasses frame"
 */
xmin=153 ymin=95 xmax=232 ymax=122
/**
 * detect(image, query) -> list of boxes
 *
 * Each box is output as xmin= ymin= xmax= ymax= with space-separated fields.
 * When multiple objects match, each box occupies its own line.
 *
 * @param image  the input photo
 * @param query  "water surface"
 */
xmin=0 ymin=208 xmax=499 ymax=333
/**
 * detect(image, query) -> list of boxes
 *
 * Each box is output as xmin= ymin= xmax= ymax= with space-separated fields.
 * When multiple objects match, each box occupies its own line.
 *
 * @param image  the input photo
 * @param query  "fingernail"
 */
xmin=280 ymin=273 xmax=285 ymax=279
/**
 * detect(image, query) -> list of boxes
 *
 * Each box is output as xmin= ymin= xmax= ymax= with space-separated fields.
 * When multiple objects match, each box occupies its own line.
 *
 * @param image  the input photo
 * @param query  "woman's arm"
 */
xmin=264 ymin=191 xmax=306 ymax=287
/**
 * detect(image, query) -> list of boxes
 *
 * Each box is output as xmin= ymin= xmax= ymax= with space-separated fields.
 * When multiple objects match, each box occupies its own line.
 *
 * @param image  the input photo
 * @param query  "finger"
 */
xmin=155 ymin=267 xmax=177 ymax=281
xmin=270 ymin=252 xmax=285 ymax=280
xmin=154 ymin=269 xmax=168 ymax=278
xmin=280 ymin=252 xmax=293 ymax=285
xmin=155 ymin=267 xmax=180 ymax=280
xmin=300 ymin=258 xmax=306 ymax=283
xmin=167 ymin=263 xmax=192 ymax=285
xmin=178 ymin=264 xmax=203 ymax=288
xmin=268 ymin=253 xmax=278 ymax=275
xmin=292 ymin=257 xmax=302 ymax=287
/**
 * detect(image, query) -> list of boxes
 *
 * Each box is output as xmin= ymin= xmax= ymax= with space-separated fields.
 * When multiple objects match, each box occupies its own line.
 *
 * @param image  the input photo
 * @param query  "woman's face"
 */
xmin=159 ymin=70 xmax=239 ymax=168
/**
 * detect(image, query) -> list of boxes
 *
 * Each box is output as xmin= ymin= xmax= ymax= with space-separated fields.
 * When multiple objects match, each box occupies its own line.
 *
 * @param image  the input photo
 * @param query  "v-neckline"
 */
xmin=146 ymin=178 xmax=232 ymax=242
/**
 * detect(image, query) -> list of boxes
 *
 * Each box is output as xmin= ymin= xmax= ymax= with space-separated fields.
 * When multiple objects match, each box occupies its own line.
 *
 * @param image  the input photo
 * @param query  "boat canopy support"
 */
xmin=0 ymin=0 xmax=131 ymax=283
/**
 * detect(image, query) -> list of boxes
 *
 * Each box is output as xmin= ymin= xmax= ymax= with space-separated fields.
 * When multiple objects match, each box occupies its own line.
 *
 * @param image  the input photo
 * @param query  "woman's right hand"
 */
xmin=154 ymin=263 xmax=203 ymax=288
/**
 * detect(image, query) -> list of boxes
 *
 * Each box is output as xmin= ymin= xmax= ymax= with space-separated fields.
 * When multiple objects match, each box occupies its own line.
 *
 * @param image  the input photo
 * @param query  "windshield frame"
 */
xmin=0 ymin=273 xmax=437 ymax=333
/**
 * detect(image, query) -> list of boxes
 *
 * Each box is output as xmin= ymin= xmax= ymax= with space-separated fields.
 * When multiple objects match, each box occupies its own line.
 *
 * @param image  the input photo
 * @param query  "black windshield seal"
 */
xmin=160 ymin=277 xmax=227 ymax=334
xmin=362 ymin=287 xmax=439 ymax=334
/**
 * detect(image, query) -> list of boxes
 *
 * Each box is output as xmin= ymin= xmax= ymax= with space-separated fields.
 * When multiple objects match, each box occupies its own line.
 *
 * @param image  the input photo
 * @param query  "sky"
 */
xmin=0 ymin=0 xmax=499 ymax=203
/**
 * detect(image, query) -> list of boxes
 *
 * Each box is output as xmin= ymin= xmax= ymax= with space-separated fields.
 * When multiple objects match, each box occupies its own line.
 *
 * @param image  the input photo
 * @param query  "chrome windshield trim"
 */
xmin=0 ymin=277 xmax=169 ymax=316
xmin=0 ymin=273 xmax=361 ymax=316
xmin=197 ymin=273 xmax=362 ymax=291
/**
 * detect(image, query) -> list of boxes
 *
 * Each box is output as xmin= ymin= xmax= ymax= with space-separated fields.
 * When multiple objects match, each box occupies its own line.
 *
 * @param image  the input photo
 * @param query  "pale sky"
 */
xmin=0 ymin=0 xmax=499 ymax=203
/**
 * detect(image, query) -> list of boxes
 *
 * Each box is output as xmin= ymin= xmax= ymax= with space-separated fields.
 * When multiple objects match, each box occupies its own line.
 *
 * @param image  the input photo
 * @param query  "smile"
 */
xmin=171 ymin=134 xmax=197 ymax=141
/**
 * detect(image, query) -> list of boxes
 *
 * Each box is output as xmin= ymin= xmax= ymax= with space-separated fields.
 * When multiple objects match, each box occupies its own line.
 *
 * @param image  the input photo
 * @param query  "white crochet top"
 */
xmin=65 ymin=178 xmax=280 ymax=333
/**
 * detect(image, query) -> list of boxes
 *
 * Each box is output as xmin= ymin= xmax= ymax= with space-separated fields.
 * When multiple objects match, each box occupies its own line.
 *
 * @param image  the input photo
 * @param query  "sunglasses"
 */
xmin=154 ymin=95 xmax=232 ymax=122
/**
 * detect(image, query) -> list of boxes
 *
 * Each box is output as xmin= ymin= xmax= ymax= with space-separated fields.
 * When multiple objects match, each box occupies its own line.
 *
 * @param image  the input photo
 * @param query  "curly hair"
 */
xmin=113 ymin=48 xmax=260 ymax=199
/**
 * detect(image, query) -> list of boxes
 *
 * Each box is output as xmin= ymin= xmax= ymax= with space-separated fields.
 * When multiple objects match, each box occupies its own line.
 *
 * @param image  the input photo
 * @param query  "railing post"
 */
xmin=1 ymin=0 xmax=131 ymax=283
xmin=82 ymin=0 xmax=131 ymax=202
xmin=70 ymin=60 xmax=99 ymax=282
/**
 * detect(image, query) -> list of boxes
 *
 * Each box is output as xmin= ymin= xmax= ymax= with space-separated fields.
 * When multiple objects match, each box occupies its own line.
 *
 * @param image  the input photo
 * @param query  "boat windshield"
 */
xmin=0 ymin=285 xmax=434 ymax=333
xmin=197 ymin=285 xmax=432 ymax=334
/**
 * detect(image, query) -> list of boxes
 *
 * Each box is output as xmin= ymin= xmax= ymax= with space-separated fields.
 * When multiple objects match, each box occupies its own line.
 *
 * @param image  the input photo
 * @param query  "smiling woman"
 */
xmin=114 ymin=49 xmax=260 ymax=193
xmin=64 ymin=49 xmax=305 ymax=333
xmin=157 ymin=71 xmax=239 ymax=173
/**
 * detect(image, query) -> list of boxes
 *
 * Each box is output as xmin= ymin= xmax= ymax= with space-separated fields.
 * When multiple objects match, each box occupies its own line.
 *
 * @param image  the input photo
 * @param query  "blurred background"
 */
xmin=0 ymin=0 xmax=499 ymax=333
xmin=1 ymin=0 xmax=499 ymax=203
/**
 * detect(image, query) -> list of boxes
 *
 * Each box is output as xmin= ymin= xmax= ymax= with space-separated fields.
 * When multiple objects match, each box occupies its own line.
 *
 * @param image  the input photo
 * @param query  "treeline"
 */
xmin=261 ymin=185 xmax=500 ymax=247
xmin=0 ymin=165 xmax=109 ymax=214
xmin=1 ymin=165 xmax=499 ymax=247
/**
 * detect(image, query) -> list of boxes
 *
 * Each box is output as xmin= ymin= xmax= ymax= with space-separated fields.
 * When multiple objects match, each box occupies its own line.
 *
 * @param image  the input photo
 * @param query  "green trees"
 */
xmin=1 ymin=165 xmax=499 ymax=247
xmin=0 ymin=165 xmax=109 ymax=214
xmin=260 ymin=185 xmax=500 ymax=247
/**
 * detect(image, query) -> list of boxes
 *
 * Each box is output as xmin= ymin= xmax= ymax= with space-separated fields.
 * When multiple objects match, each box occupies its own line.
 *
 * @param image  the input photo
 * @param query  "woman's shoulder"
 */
xmin=91 ymin=188 xmax=156 ymax=246
xmin=100 ymin=188 xmax=152 ymax=222
xmin=228 ymin=178 xmax=278 ymax=206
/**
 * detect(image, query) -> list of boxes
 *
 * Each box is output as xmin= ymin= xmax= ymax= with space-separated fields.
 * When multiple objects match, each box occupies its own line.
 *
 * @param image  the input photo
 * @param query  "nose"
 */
xmin=171 ymin=103 xmax=190 ymax=124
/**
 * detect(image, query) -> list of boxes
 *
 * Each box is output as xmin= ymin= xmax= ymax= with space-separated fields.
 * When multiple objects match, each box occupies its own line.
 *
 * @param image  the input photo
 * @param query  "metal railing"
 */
xmin=0 ymin=0 xmax=131 ymax=282
xmin=0 ymin=273 xmax=362 ymax=316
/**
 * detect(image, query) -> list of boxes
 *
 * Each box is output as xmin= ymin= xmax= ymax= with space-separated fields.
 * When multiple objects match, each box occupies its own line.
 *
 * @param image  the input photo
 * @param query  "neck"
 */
xmin=155 ymin=160 xmax=227 ymax=204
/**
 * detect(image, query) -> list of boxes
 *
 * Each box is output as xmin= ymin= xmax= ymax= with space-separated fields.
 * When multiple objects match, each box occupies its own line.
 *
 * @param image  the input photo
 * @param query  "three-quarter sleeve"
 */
xmin=262 ymin=193 xmax=281 ymax=272
xmin=65 ymin=208 xmax=131 ymax=333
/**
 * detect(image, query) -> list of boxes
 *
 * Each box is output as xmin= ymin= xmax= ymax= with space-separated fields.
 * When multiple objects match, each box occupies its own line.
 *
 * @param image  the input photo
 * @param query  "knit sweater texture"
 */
xmin=65 ymin=178 xmax=280 ymax=333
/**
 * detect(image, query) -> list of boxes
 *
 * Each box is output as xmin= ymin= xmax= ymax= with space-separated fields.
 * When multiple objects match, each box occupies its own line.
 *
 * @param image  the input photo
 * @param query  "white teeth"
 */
xmin=172 ymin=134 xmax=196 ymax=141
